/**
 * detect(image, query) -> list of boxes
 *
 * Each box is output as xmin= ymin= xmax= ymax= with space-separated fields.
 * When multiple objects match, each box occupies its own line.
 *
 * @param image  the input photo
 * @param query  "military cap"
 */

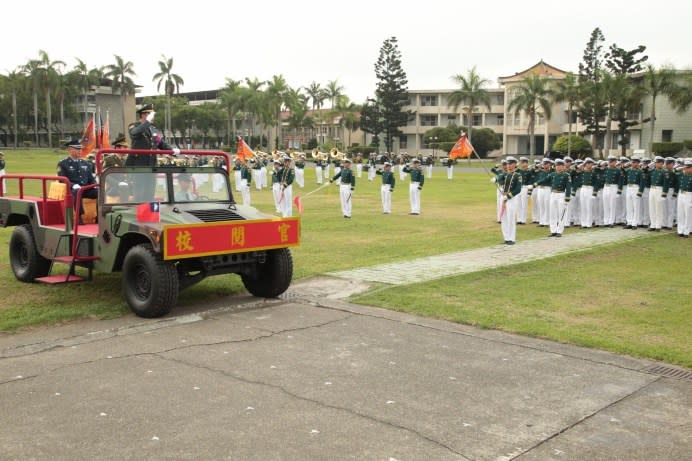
xmin=619 ymin=156 xmax=628 ymax=162
xmin=684 ymin=159 xmax=692 ymax=166
xmin=642 ymin=158 xmax=652 ymax=163
xmin=282 ymin=156 xmax=291 ymax=162
xmin=505 ymin=156 xmax=518 ymax=164
xmin=564 ymin=156 xmax=573 ymax=162
xmin=0 ymin=151 xmax=4 ymax=158
xmin=273 ymin=159 xmax=281 ymax=164
xmin=343 ymin=157 xmax=352 ymax=163
xmin=654 ymin=156 xmax=664 ymax=162
xmin=555 ymin=158 xmax=565 ymax=165
xmin=599 ymin=160 xmax=608 ymax=166
xmin=584 ymin=157 xmax=595 ymax=164
xmin=112 ymin=134 xmax=128 ymax=147
xmin=575 ymin=159 xmax=584 ymax=164
xmin=607 ymin=155 xmax=617 ymax=161
xmin=137 ymin=103 xmax=154 ymax=114
xmin=542 ymin=158 xmax=553 ymax=164
xmin=412 ymin=158 xmax=421 ymax=163
xmin=501 ymin=159 xmax=508 ymax=164
xmin=631 ymin=157 xmax=641 ymax=163
xmin=65 ymin=139 xmax=82 ymax=149
xmin=383 ymin=161 xmax=392 ymax=166
xmin=177 ymin=173 xmax=192 ymax=182
xmin=664 ymin=157 xmax=675 ymax=163
xmin=533 ymin=159 xmax=541 ymax=164
xmin=519 ymin=156 xmax=529 ymax=162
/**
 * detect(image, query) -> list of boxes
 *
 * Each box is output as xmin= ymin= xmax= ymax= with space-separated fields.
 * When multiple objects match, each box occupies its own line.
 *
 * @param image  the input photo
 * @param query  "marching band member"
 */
xmin=403 ymin=158 xmax=424 ymax=215
xmin=278 ymin=156 xmax=295 ymax=217
xmin=376 ymin=161 xmax=395 ymax=214
xmin=239 ymin=159 xmax=252 ymax=206
xmin=331 ymin=157 xmax=355 ymax=218
xmin=500 ymin=156 xmax=522 ymax=245
xmin=491 ymin=160 xmax=507 ymax=223
xmin=271 ymin=159 xmax=282 ymax=213
xmin=315 ymin=152 xmax=324 ymax=184
xmin=295 ymin=153 xmax=306 ymax=188
xmin=548 ymin=159 xmax=572 ymax=237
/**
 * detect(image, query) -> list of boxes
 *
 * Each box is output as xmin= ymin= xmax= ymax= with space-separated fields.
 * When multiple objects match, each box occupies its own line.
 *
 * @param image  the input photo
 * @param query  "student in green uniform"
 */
xmin=331 ymin=158 xmax=355 ymax=218
xmin=376 ymin=161 xmax=395 ymax=214
xmin=500 ymin=156 xmax=522 ymax=245
xmin=278 ymin=156 xmax=295 ymax=217
xmin=548 ymin=158 xmax=571 ymax=237
xmin=403 ymin=158 xmax=424 ymax=215
xmin=676 ymin=159 xmax=692 ymax=237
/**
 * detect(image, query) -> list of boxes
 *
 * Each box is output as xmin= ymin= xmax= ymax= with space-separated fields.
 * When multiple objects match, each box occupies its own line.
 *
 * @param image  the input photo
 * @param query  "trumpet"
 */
xmin=330 ymin=148 xmax=345 ymax=160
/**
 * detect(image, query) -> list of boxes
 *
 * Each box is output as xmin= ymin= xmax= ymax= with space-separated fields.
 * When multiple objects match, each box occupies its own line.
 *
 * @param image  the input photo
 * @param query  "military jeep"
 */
xmin=0 ymin=149 xmax=300 ymax=318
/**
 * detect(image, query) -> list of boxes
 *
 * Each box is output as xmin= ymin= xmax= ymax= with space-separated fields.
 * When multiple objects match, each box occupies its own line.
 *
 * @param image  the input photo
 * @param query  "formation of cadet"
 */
xmin=492 ymin=153 xmax=692 ymax=242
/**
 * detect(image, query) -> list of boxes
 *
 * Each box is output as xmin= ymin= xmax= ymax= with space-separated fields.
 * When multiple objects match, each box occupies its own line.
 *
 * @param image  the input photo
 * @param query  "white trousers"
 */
xmin=234 ymin=170 xmax=241 ymax=191
xmin=399 ymin=165 xmax=406 ymax=181
xmin=339 ymin=184 xmax=352 ymax=217
xmin=594 ymin=190 xmax=604 ymax=226
xmin=677 ymin=191 xmax=691 ymax=236
xmin=549 ymin=192 xmax=567 ymax=234
xmin=356 ymin=163 xmax=363 ymax=178
xmin=260 ymin=166 xmax=267 ymax=188
xmin=427 ymin=165 xmax=433 ymax=178
xmin=368 ymin=166 xmax=376 ymax=181
xmin=570 ymin=188 xmax=580 ymax=225
xmin=381 ymin=184 xmax=392 ymax=213
xmin=625 ymin=185 xmax=641 ymax=226
xmin=537 ymin=187 xmax=551 ymax=225
xmin=295 ymin=168 xmax=305 ymax=188
xmin=615 ymin=190 xmax=626 ymax=224
xmin=500 ymin=196 xmax=518 ymax=242
xmin=531 ymin=187 xmax=539 ymax=222
xmin=447 ymin=166 xmax=453 ymax=179
xmin=252 ymin=169 xmax=261 ymax=190
xmin=602 ymin=184 xmax=618 ymax=225
xmin=649 ymin=186 xmax=664 ymax=229
xmin=324 ymin=163 xmax=330 ymax=178
xmin=664 ymin=193 xmax=677 ymax=228
xmin=0 ymin=169 xmax=5 ymax=194
xmin=518 ymin=185 xmax=529 ymax=223
xmin=240 ymin=179 xmax=251 ymax=206
xmin=272 ymin=183 xmax=282 ymax=212
xmin=496 ymin=188 xmax=504 ymax=222
xmin=334 ymin=166 xmax=341 ymax=185
xmin=315 ymin=166 xmax=323 ymax=184
xmin=579 ymin=186 xmax=594 ymax=227
xmin=409 ymin=182 xmax=421 ymax=214
xmin=640 ymin=188 xmax=650 ymax=226
xmin=280 ymin=185 xmax=292 ymax=217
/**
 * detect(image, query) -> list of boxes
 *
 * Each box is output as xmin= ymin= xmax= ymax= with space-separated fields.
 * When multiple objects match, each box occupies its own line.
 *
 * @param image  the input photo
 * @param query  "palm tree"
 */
xmin=152 ymin=55 xmax=184 ymax=137
xmin=332 ymin=96 xmax=360 ymax=149
xmin=507 ymin=75 xmax=554 ymax=160
xmin=105 ymin=55 xmax=136 ymax=139
xmin=552 ymin=72 xmax=581 ymax=156
xmin=266 ymin=75 xmax=289 ymax=149
xmin=219 ymin=78 xmax=247 ymax=146
xmin=640 ymin=65 xmax=677 ymax=152
xmin=244 ymin=77 xmax=266 ymax=143
xmin=22 ymin=59 xmax=41 ymax=146
xmin=448 ymin=66 xmax=491 ymax=145
xmin=35 ymin=50 xmax=65 ymax=148
xmin=304 ymin=81 xmax=326 ymax=110
xmin=4 ymin=69 xmax=23 ymax=147
xmin=325 ymin=80 xmax=344 ymax=109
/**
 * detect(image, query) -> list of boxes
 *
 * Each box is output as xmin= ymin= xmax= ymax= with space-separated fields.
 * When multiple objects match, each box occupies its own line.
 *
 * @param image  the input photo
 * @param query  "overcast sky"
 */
xmin=4 ymin=0 xmax=691 ymax=105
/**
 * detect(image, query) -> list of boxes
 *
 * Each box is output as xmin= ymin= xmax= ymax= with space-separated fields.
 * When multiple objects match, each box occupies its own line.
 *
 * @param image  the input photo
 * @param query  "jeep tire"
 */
xmin=241 ymin=248 xmax=293 ymax=298
xmin=122 ymin=244 xmax=178 ymax=318
xmin=10 ymin=224 xmax=51 ymax=282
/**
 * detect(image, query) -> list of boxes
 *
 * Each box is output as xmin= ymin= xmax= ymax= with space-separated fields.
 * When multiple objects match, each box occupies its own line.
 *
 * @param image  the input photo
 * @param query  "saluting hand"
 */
xmin=145 ymin=111 xmax=156 ymax=123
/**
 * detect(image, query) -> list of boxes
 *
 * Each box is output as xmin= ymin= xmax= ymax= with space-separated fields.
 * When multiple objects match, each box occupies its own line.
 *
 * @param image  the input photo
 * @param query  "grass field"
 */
xmin=1 ymin=149 xmax=690 ymax=369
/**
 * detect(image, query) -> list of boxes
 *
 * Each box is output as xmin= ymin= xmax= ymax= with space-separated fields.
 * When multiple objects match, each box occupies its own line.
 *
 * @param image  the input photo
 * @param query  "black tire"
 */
xmin=241 ymin=248 xmax=293 ymax=298
xmin=122 ymin=244 xmax=178 ymax=318
xmin=9 ymin=224 xmax=51 ymax=282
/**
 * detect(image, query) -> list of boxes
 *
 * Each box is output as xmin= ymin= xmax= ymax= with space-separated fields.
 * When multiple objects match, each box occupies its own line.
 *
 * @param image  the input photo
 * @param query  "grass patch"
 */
xmin=353 ymin=235 xmax=692 ymax=367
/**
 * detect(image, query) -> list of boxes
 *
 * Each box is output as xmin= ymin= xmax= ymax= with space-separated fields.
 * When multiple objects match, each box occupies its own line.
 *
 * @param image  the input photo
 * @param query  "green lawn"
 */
xmin=353 ymin=235 xmax=692 ymax=368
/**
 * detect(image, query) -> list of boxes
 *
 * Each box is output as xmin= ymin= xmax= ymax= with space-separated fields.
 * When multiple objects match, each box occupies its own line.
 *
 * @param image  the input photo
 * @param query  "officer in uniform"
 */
xmin=355 ymin=153 xmax=363 ymax=178
xmin=127 ymin=104 xmax=179 ymax=166
xmin=367 ymin=154 xmax=377 ymax=182
xmin=516 ymin=157 xmax=532 ymax=224
xmin=376 ymin=161 xmax=395 ymax=214
xmin=239 ymin=159 xmax=252 ymax=206
xmin=639 ymin=158 xmax=652 ymax=227
xmin=294 ymin=153 xmax=306 ymax=188
xmin=331 ymin=157 xmax=355 ymax=218
xmin=425 ymin=155 xmax=433 ymax=179
xmin=624 ymin=157 xmax=645 ymax=229
xmin=278 ymin=156 xmax=295 ymax=217
xmin=500 ymin=156 xmax=522 ymax=245
xmin=447 ymin=156 xmax=455 ymax=180
xmin=251 ymin=157 xmax=262 ymax=190
xmin=314 ymin=152 xmax=325 ymax=184
xmin=58 ymin=140 xmax=98 ymax=218
xmin=577 ymin=158 xmax=598 ymax=228
xmin=676 ymin=159 xmax=692 ymax=237
xmin=602 ymin=156 xmax=623 ymax=227
xmin=648 ymin=156 xmax=669 ymax=231
xmin=232 ymin=158 xmax=242 ymax=192
xmin=403 ymin=158 xmax=424 ymax=215
xmin=548 ymin=158 xmax=571 ymax=237
xmin=491 ymin=160 xmax=507 ymax=223
xmin=533 ymin=158 xmax=554 ymax=227
xmin=270 ymin=159 xmax=282 ymax=213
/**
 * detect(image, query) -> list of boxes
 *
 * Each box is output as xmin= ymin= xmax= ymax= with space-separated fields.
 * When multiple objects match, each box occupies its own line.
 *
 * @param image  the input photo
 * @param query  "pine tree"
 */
xmin=373 ymin=37 xmax=412 ymax=153
xmin=359 ymin=98 xmax=384 ymax=148
xmin=578 ymin=28 xmax=607 ymax=156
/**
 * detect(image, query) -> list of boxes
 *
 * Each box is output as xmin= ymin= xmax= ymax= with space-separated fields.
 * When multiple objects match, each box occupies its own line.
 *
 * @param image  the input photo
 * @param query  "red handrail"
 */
xmin=0 ymin=174 xmax=73 ymax=209
xmin=95 ymin=149 xmax=231 ymax=176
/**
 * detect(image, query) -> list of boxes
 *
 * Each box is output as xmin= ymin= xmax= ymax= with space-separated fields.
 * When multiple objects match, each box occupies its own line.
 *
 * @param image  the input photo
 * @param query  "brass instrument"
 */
xmin=330 ymin=148 xmax=345 ymax=160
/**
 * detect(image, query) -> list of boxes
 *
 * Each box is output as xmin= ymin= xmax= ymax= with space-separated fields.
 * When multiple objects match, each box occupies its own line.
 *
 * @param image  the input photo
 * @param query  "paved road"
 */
xmin=1 ymin=284 xmax=689 ymax=460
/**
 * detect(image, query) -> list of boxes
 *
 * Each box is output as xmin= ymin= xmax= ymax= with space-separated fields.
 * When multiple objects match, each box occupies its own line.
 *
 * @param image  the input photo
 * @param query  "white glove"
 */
xmin=146 ymin=111 xmax=156 ymax=123
xmin=72 ymin=184 xmax=80 ymax=191
xmin=490 ymin=177 xmax=497 ymax=183
xmin=527 ymin=185 xmax=534 ymax=191
xmin=172 ymin=147 xmax=180 ymax=156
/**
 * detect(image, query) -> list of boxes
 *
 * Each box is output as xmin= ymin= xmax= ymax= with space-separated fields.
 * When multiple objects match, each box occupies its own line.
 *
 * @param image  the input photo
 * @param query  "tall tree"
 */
xmin=359 ymin=98 xmax=384 ymax=148
xmin=105 ymin=55 xmax=136 ymax=140
xmin=152 ymin=55 xmax=184 ymax=137
xmin=325 ymin=80 xmax=344 ymax=109
xmin=640 ymin=65 xmax=677 ymax=152
xmin=35 ymin=50 xmax=65 ymax=148
xmin=304 ymin=81 xmax=326 ymax=110
xmin=507 ymin=75 xmax=553 ymax=160
xmin=448 ymin=66 xmax=491 ymax=145
xmin=373 ymin=36 xmax=412 ymax=153
xmin=244 ymin=77 xmax=265 ymax=143
xmin=74 ymin=59 xmax=92 ymax=124
xmin=605 ymin=44 xmax=648 ymax=75
xmin=219 ymin=78 xmax=245 ymax=146
xmin=22 ymin=59 xmax=41 ymax=146
xmin=552 ymin=72 xmax=581 ymax=156
xmin=266 ymin=75 xmax=289 ymax=149
xmin=578 ymin=28 xmax=607 ymax=155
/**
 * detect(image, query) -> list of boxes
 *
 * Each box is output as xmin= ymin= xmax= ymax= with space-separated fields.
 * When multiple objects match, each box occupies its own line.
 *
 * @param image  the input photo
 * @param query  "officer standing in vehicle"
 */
xmin=127 ymin=104 xmax=180 ymax=166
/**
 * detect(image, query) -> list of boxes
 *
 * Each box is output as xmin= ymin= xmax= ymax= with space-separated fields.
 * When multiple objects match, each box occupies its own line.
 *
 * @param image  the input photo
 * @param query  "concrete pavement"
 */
xmin=1 ymin=286 xmax=689 ymax=460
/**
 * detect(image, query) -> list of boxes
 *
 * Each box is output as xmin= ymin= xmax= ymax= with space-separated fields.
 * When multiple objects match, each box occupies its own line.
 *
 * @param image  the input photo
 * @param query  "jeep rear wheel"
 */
xmin=10 ymin=224 xmax=51 ymax=282
xmin=122 ymin=244 xmax=178 ymax=318
xmin=241 ymin=248 xmax=293 ymax=298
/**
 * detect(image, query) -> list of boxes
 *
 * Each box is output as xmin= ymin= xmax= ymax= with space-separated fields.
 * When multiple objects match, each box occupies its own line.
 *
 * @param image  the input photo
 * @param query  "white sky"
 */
xmin=4 ymin=0 xmax=691 ymax=104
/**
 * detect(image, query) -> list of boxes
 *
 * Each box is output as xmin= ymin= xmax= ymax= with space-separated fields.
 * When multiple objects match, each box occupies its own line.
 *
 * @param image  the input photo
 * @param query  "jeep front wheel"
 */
xmin=122 ymin=244 xmax=179 ymax=318
xmin=241 ymin=248 xmax=293 ymax=298
xmin=10 ymin=224 xmax=51 ymax=282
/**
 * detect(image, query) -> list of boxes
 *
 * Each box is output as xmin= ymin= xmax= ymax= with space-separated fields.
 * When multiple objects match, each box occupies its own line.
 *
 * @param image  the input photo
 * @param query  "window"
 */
xmin=497 ymin=115 xmax=504 ymax=126
xmin=420 ymin=114 xmax=438 ymax=126
xmin=399 ymin=135 xmax=408 ymax=149
xmin=421 ymin=95 xmax=438 ymax=106
xmin=473 ymin=114 xmax=482 ymax=126
xmin=514 ymin=113 xmax=521 ymax=126
xmin=662 ymin=130 xmax=673 ymax=142
xmin=446 ymin=114 xmax=458 ymax=125
xmin=495 ymin=94 xmax=504 ymax=105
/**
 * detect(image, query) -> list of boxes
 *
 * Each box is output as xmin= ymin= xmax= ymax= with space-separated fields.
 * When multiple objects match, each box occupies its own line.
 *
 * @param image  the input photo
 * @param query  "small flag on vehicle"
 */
xmin=136 ymin=202 xmax=160 ymax=222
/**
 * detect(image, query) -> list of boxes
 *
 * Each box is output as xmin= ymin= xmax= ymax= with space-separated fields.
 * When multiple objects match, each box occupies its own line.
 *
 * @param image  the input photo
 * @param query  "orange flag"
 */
xmin=236 ymin=137 xmax=254 ymax=161
xmin=293 ymin=195 xmax=304 ymax=213
xmin=80 ymin=115 xmax=96 ymax=158
xmin=101 ymin=112 xmax=111 ymax=149
xmin=449 ymin=133 xmax=473 ymax=159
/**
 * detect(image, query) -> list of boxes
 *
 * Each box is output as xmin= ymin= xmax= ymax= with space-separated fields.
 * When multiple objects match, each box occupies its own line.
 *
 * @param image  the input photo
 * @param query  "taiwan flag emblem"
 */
xmin=136 ymin=202 xmax=160 ymax=222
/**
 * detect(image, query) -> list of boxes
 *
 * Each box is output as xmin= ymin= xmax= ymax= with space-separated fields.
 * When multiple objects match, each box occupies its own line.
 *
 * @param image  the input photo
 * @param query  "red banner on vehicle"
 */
xmin=162 ymin=217 xmax=300 ymax=260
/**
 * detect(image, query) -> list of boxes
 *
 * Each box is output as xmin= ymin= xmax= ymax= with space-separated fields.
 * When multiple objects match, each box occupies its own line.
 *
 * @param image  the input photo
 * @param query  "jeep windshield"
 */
xmin=103 ymin=170 xmax=233 ymax=204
